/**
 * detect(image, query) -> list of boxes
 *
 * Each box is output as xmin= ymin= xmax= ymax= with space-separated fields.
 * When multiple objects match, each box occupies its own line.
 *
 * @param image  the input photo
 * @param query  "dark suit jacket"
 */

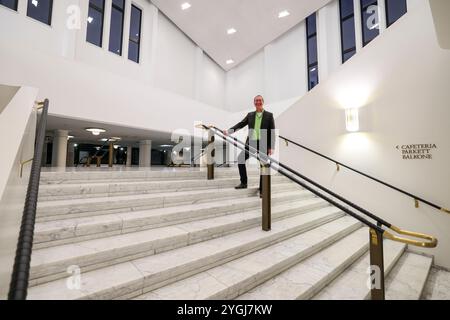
xmin=229 ymin=111 xmax=276 ymax=151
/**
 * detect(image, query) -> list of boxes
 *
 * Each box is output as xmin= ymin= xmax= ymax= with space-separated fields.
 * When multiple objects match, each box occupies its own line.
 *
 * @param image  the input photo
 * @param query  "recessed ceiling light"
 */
xmin=226 ymin=59 xmax=234 ymax=65
xmin=227 ymin=28 xmax=237 ymax=35
xmin=278 ymin=10 xmax=290 ymax=18
xmin=181 ymin=2 xmax=191 ymax=10
xmin=85 ymin=128 xmax=106 ymax=136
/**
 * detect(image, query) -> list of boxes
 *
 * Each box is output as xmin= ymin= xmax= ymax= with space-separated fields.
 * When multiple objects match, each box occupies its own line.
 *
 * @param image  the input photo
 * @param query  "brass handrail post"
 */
xmin=369 ymin=228 xmax=385 ymax=300
xmin=207 ymin=129 xmax=215 ymax=180
xmin=261 ymin=164 xmax=271 ymax=231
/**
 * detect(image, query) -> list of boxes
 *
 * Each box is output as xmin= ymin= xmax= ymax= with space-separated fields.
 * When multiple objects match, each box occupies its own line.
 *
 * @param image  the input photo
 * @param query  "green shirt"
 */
xmin=252 ymin=111 xmax=264 ymax=140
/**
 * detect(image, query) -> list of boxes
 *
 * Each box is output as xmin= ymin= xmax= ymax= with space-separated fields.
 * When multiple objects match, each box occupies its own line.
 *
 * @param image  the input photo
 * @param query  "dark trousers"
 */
xmin=238 ymin=140 xmax=265 ymax=191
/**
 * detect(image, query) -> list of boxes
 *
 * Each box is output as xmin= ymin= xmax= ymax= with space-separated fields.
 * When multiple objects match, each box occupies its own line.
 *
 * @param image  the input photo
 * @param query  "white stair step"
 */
xmin=236 ymin=227 xmax=369 ymax=300
xmin=30 ymin=201 xmax=338 ymax=285
xmin=36 ymin=182 xmax=299 ymax=222
xmin=422 ymin=267 xmax=450 ymax=300
xmin=38 ymin=175 xmax=290 ymax=201
xmin=40 ymin=168 xmax=263 ymax=184
xmin=34 ymin=190 xmax=319 ymax=249
xmin=133 ymin=216 xmax=361 ymax=300
xmin=312 ymin=239 xmax=406 ymax=300
xmin=27 ymin=207 xmax=344 ymax=298
xmin=385 ymin=252 xmax=433 ymax=300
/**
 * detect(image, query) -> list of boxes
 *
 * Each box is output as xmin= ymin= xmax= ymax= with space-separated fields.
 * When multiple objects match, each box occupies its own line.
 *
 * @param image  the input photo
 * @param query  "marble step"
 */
xmin=385 ymin=252 xmax=433 ymax=300
xmin=40 ymin=168 xmax=264 ymax=185
xmin=29 ymin=202 xmax=340 ymax=286
xmin=236 ymin=227 xmax=369 ymax=300
xmin=134 ymin=216 xmax=362 ymax=300
xmin=38 ymin=175 xmax=290 ymax=201
xmin=28 ymin=207 xmax=346 ymax=299
xmin=36 ymin=182 xmax=299 ymax=222
xmin=312 ymin=240 xmax=407 ymax=300
xmin=34 ymin=191 xmax=321 ymax=249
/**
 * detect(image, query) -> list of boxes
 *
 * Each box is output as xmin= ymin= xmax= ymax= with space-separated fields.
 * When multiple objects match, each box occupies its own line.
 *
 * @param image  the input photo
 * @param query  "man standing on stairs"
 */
xmin=223 ymin=95 xmax=276 ymax=196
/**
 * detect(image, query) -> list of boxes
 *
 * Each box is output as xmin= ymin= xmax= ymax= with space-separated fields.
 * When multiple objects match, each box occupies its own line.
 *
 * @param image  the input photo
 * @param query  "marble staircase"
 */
xmin=28 ymin=168 xmax=435 ymax=300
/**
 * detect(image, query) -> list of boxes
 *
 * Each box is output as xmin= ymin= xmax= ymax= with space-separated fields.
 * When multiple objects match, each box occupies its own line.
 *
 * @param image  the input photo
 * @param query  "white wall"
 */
xmin=0 ymin=86 xmax=38 ymax=299
xmin=276 ymin=1 xmax=450 ymax=268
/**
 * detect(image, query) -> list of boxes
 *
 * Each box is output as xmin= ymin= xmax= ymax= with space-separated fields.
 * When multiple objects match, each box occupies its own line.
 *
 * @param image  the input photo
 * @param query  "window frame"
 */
xmin=306 ymin=13 xmax=319 ymax=91
xmin=385 ymin=0 xmax=407 ymax=28
xmin=86 ymin=0 xmax=106 ymax=47
xmin=26 ymin=0 xmax=54 ymax=26
xmin=360 ymin=0 xmax=379 ymax=47
xmin=128 ymin=4 xmax=142 ymax=63
xmin=339 ymin=0 xmax=357 ymax=63
xmin=0 ymin=0 xmax=18 ymax=11
xmin=109 ymin=0 xmax=125 ymax=55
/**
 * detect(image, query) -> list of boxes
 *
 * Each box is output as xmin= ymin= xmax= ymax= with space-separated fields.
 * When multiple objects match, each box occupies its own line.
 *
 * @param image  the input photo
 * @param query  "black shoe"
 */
xmin=235 ymin=183 xmax=248 ymax=190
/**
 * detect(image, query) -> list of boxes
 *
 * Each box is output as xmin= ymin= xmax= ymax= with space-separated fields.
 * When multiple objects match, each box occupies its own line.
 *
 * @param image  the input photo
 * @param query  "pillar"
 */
xmin=67 ymin=142 xmax=75 ymax=167
xmin=51 ymin=130 xmax=69 ymax=168
xmin=139 ymin=140 xmax=152 ymax=167
xmin=126 ymin=145 xmax=133 ymax=167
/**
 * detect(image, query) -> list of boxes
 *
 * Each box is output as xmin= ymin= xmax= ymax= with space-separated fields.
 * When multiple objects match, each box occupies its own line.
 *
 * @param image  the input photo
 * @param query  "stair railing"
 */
xmin=8 ymin=99 xmax=49 ymax=300
xmin=280 ymin=136 xmax=449 ymax=215
xmin=197 ymin=124 xmax=437 ymax=300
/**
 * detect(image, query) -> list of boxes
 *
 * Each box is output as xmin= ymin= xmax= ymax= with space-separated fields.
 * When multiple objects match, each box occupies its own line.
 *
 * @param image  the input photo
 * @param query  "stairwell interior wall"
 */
xmin=0 ymin=0 xmax=227 ymax=137
xmin=275 ymin=1 xmax=450 ymax=268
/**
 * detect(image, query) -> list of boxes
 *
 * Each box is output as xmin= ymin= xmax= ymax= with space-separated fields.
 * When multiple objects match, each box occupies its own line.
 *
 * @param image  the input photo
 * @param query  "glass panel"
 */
xmin=342 ymin=17 xmax=356 ymax=51
xmin=343 ymin=50 xmax=356 ymax=62
xmin=86 ymin=3 xmax=104 ymax=47
xmin=109 ymin=5 xmax=124 ymax=55
xmin=90 ymin=0 xmax=104 ymax=10
xmin=27 ymin=0 xmax=53 ymax=25
xmin=128 ymin=41 xmax=139 ymax=64
xmin=361 ymin=0 xmax=379 ymax=46
xmin=307 ymin=36 xmax=318 ymax=64
xmin=308 ymin=66 xmax=319 ymax=90
xmin=0 ymin=0 xmax=18 ymax=10
xmin=306 ymin=13 xmax=316 ymax=37
xmin=128 ymin=5 xmax=142 ymax=63
xmin=112 ymin=0 xmax=124 ymax=10
xmin=386 ymin=0 xmax=407 ymax=27
xmin=340 ymin=0 xmax=354 ymax=19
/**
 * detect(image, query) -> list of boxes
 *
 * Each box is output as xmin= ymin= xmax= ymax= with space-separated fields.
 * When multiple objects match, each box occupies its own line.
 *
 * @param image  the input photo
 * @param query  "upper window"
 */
xmin=306 ymin=13 xmax=318 ymax=91
xmin=0 ymin=0 xmax=18 ymax=11
xmin=339 ymin=0 xmax=356 ymax=63
xmin=109 ymin=0 xmax=125 ymax=55
xmin=87 ymin=0 xmax=105 ymax=47
xmin=360 ymin=0 xmax=379 ymax=46
xmin=27 ymin=0 xmax=53 ymax=25
xmin=386 ymin=0 xmax=407 ymax=27
xmin=128 ymin=5 xmax=142 ymax=63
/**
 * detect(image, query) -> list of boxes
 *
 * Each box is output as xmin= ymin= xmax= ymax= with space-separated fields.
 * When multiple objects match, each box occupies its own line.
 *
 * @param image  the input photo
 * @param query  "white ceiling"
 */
xmin=150 ymin=0 xmax=332 ymax=70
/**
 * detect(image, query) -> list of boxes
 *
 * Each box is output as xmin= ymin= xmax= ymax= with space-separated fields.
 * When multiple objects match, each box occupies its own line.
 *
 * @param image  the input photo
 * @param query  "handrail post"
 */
xmin=261 ymin=164 xmax=271 ymax=231
xmin=207 ymin=129 xmax=215 ymax=180
xmin=369 ymin=228 xmax=385 ymax=300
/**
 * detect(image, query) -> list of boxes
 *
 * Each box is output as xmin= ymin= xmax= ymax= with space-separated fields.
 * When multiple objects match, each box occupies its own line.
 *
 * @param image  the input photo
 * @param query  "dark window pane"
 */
xmin=361 ymin=0 xmax=379 ymax=46
xmin=0 ymin=0 xmax=18 ymax=10
xmin=343 ymin=50 xmax=356 ymax=62
xmin=307 ymin=36 xmax=318 ymax=64
xmin=342 ymin=17 xmax=356 ymax=51
xmin=27 ymin=0 xmax=53 ymax=25
xmin=386 ymin=0 xmax=407 ymax=27
xmin=306 ymin=13 xmax=316 ymax=37
xmin=109 ymin=4 xmax=124 ymax=55
xmin=128 ymin=5 xmax=142 ymax=63
xmin=340 ymin=0 xmax=354 ymax=19
xmin=112 ymin=0 xmax=124 ymax=10
xmin=87 ymin=0 xmax=105 ymax=47
xmin=308 ymin=66 xmax=319 ymax=90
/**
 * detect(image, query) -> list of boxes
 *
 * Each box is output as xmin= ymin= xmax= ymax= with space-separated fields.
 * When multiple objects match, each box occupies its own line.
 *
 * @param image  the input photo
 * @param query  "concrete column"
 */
xmin=354 ymin=0 xmax=364 ymax=51
xmin=41 ymin=136 xmax=49 ymax=167
xmin=126 ymin=145 xmax=133 ymax=167
xmin=67 ymin=142 xmax=75 ymax=167
xmin=51 ymin=130 xmax=69 ymax=168
xmin=139 ymin=140 xmax=152 ymax=167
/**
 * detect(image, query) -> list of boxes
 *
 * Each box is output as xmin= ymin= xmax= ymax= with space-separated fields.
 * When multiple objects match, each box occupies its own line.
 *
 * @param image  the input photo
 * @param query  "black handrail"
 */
xmin=8 ymin=99 xmax=49 ymax=300
xmin=280 ymin=135 xmax=450 ymax=214
xmin=203 ymin=125 xmax=437 ymax=247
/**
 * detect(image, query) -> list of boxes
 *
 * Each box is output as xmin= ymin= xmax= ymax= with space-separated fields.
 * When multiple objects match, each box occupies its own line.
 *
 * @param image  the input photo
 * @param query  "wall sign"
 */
xmin=396 ymin=144 xmax=437 ymax=160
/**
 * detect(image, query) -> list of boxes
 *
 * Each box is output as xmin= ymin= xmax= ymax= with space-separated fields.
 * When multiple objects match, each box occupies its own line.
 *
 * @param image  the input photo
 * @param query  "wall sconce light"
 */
xmin=345 ymin=108 xmax=360 ymax=132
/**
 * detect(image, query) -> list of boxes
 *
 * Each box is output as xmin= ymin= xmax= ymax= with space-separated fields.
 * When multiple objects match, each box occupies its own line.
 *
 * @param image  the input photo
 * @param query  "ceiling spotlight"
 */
xmin=114 ymin=145 xmax=121 ymax=150
xmin=181 ymin=2 xmax=191 ymax=10
xmin=227 ymin=28 xmax=237 ymax=35
xmin=85 ymin=128 xmax=106 ymax=136
xmin=67 ymin=135 xmax=74 ymax=140
xmin=278 ymin=10 xmax=290 ymax=18
xmin=160 ymin=144 xmax=173 ymax=148
xmin=226 ymin=59 xmax=234 ymax=65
